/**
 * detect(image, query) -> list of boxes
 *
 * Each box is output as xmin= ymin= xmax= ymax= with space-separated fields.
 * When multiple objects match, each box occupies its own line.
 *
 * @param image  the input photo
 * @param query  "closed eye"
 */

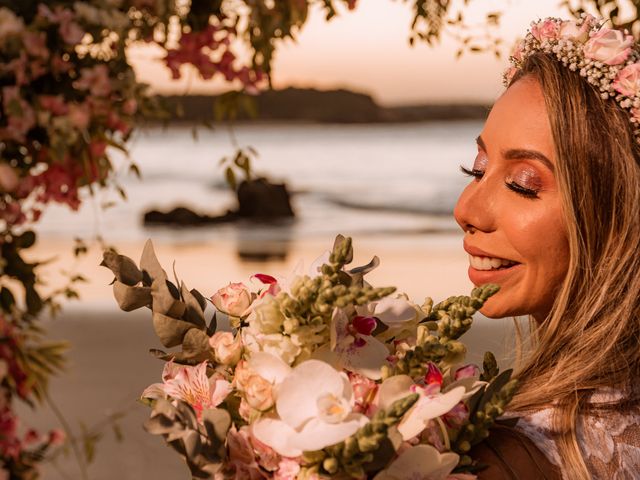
xmin=460 ymin=165 xmax=484 ymax=179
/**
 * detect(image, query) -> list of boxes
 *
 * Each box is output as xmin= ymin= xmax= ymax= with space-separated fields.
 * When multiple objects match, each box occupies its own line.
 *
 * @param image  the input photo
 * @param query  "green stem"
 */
xmin=44 ymin=391 xmax=89 ymax=480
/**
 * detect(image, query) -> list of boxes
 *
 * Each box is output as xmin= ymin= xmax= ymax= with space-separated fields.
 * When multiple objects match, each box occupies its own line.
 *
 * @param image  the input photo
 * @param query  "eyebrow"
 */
xmin=476 ymin=135 xmax=554 ymax=172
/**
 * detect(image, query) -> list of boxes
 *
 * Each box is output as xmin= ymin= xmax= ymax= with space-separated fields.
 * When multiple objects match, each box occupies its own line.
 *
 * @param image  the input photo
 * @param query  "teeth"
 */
xmin=468 ymin=254 xmax=517 ymax=271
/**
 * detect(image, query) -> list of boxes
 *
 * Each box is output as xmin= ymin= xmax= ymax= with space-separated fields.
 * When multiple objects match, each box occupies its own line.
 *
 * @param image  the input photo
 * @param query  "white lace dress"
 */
xmin=513 ymin=390 xmax=640 ymax=479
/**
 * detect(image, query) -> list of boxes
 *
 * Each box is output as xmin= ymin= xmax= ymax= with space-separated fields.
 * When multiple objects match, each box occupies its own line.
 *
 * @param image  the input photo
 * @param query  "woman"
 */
xmin=453 ymin=16 xmax=640 ymax=479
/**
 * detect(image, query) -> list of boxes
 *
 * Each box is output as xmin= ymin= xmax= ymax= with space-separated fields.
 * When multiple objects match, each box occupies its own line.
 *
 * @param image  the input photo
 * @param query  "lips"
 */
xmin=464 ymin=242 xmax=522 ymax=284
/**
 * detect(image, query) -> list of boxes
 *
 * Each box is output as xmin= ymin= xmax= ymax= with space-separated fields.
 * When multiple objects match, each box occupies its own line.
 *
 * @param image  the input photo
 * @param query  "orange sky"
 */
xmin=129 ymin=0 xmax=569 ymax=106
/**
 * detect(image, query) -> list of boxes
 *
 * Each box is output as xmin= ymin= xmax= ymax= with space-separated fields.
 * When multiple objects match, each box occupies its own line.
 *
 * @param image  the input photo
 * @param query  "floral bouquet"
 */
xmin=101 ymin=235 xmax=517 ymax=479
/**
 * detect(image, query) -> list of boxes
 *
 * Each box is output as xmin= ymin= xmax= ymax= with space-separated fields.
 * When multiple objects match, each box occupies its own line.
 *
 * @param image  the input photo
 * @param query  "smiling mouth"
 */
xmin=468 ymin=254 xmax=520 ymax=271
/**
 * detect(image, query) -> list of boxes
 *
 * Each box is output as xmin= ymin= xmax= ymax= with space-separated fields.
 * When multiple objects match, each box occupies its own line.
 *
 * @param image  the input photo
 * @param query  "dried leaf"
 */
xmin=201 ymin=408 xmax=231 ymax=442
xmin=113 ymin=281 xmax=152 ymax=311
xmin=151 ymin=277 xmax=186 ymax=318
xmin=181 ymin=329 xmax=211 ymax=360
xmin=140 ymin=239 xmax=166 ymax=281
xmin=180 ymin=282 xmax=206 ymax=328
xmin=101 ymin=251 xmax=143 ymax=286
xmin=152 ymin=312 xmax=195 ymax=348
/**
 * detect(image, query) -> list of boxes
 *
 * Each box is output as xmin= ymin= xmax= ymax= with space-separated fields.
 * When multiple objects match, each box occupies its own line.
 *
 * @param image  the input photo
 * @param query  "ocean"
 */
xmin=34 ymin=120 xmax=483 ymax=244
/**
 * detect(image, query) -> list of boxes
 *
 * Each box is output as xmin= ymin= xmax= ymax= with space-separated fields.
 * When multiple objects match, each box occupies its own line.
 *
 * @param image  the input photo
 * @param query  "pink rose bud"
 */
xmin=209 ymin=331 xmax=242 ymax=366
xmin=211 ymin=282 xmax=252 ymax=317
xmin=425 ymin=362 xmax=443 ymax=386
xmin=454 ymin=364 xmax=479 ymax=380
xmin=584 ymin=28 xmax=634 ymax=65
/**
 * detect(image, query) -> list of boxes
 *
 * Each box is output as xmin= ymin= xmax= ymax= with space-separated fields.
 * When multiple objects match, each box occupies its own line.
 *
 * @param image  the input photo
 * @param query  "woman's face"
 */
xmin=453 ymin=76 xmax=570 ymax=321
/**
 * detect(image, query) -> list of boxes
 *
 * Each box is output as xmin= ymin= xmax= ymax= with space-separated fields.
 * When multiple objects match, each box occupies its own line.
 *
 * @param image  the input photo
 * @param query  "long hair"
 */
xmin=507 ymin=53 xmax=640 ymax=478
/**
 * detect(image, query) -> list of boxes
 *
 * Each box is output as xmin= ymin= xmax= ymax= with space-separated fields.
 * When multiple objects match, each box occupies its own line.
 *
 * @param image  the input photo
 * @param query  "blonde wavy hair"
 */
xmin=506 ymin=53 xmax=640 ymax=478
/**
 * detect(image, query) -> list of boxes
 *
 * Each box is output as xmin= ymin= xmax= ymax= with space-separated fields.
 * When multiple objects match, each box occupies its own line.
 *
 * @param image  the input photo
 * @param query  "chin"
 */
xmin=478 ymin=295 xmax=524 ymax=319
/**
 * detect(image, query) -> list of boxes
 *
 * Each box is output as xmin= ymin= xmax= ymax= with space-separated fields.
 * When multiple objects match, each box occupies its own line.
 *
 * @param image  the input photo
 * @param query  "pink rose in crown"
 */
xmin=614 ymin=63 xmax=640 ymax=97
xmin=559 ymin=19 xmax=592 ymax=43
xmin=531 ymin=19 xmax=560 ymax=42
xmin=211 ymin=282 xmax=252 ymax=317
xmin=584 ymin=28 xmax=634 ymax=65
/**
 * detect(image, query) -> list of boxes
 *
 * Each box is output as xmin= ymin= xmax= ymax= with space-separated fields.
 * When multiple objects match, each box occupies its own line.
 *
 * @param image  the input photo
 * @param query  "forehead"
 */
xmin=482 ymin=77 xmax=556 ymax=164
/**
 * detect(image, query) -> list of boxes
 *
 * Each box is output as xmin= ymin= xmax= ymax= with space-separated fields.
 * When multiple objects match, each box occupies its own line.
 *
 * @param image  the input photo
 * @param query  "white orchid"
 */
xmin=251 ymin=359 xmax=367 ymax=457
xmin=313 ymin=308 xmax=389 ymax=380
xmin=377 ymin=374 xmax=465 ymax=441
xmin=373 ymin=444 xmax=459 ymax=480
xmin=357 ymin=294 xmax=425 ymax=342
xmin=445 ymin=364 xmax=486 ymax=400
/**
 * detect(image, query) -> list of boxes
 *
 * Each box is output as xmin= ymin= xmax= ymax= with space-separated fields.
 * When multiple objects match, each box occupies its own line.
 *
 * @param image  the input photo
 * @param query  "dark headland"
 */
xmin=154 ymin=87 xmax=490 ymax=124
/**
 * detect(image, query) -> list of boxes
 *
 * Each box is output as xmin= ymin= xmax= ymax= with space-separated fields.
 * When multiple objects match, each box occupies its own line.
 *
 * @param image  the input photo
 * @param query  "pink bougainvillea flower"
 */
xmin=142 ymin=361 xmax=231 ymax=417
xmin=252 ymin=273 xmax=281 ymax=297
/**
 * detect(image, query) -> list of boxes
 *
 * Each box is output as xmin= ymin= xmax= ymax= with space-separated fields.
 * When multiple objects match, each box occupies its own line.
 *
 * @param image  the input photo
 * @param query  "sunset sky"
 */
xmin=130 ymin=0 xmax=572 ymax=106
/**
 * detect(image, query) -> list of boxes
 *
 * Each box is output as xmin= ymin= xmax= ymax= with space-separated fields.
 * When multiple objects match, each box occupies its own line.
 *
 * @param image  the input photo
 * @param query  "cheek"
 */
xmin=507 ymin=202 xmax=568 ymax=263
xmin=505 ymin=200 xmax=570 ymax=296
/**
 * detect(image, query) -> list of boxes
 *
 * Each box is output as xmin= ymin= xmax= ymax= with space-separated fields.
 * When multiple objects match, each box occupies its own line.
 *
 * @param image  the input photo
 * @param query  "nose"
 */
xmin=453 ymin=179 xmax=496 ymax=235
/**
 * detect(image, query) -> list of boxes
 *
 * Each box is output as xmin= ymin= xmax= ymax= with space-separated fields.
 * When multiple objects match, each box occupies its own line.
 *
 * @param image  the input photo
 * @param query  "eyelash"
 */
xmin=459 ymin=165 xmax=540 ymax=199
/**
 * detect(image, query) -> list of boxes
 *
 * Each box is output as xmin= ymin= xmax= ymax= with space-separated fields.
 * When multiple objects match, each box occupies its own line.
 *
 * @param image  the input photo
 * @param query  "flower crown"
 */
xmin=504 ymin=15 xmax=640 ymax=143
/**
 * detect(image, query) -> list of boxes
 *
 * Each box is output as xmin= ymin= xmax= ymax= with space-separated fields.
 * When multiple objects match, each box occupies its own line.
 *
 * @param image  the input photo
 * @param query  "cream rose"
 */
xmin=211 ymin=282 xmax=252 ymax=317
xmin=613 ymin=63 xmax=640 ymax=97
xmin=250 ymin=296 xmax=285 ymax=334
xmin=209 ymin=331 xmax=243 ymax=366
xmin=584 ymin=28 xmax=634 ymax=65
xmin=244 ymin=374 xmax=274 ymax=411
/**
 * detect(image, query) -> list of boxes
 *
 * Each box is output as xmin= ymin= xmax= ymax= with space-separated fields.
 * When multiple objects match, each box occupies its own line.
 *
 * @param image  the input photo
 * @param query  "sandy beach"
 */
xmin=19 ymin=234 xmax=518 ymax=479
